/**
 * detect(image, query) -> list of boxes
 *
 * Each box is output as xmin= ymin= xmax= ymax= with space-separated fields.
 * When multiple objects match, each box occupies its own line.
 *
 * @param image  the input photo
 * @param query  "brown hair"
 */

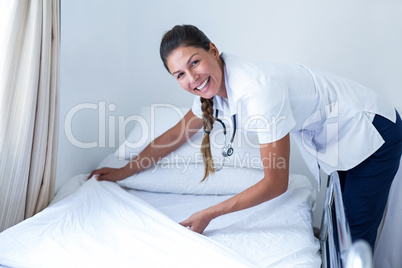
xmin=160 ymin=25 xmax=216 ymax=181
xmin=200 ymin=97 xmax=215 ymax=181
xmin=160 ymin=25 xmax=211 ymax=72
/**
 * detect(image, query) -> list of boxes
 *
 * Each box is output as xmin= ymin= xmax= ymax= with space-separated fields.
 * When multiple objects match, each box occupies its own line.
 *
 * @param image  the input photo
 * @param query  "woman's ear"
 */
xmin=209 ymin=42 xmax=219 ymax=58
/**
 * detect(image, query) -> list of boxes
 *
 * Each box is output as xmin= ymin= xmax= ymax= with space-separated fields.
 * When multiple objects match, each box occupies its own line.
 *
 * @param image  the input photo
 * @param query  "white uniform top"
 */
xmin=192 ymin=53 xmax=396 ymax=183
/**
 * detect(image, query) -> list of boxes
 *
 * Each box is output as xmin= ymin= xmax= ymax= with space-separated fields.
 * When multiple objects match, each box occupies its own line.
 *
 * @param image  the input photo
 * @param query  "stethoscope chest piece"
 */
xmin=202 ymin=110 xmax=237 ymax=171
xmin=221 ymin=144 xmax=234 ymax=157
xmin=209 ymin=110 xmax=237 ymax=163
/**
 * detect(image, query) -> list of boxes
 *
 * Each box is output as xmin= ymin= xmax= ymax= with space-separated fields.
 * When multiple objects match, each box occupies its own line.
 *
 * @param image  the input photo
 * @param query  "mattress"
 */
xmin=0 ymin=154 xmax=321 ymax=268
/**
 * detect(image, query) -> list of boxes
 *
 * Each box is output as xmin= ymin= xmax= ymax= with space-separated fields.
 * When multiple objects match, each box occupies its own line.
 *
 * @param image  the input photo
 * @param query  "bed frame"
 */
xmin=319 ymin=172 xmax=373 ymax=268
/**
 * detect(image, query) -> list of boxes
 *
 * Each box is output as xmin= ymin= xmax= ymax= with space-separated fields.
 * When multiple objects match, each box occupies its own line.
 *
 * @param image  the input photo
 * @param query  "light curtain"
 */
xmin=0 ymin=0 xmax=59 ymax=232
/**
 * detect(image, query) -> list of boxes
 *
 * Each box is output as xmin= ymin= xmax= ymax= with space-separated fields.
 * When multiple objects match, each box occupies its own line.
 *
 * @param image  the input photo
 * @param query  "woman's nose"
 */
xmin=189 ymin=72 xmax=199 ymax=85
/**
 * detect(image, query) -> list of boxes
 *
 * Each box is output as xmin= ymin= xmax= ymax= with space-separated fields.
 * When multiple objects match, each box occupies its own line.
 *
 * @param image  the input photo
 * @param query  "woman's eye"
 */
xmin=177 ymin=73 xmax=183 ymax=79
xmin=192 ymin=60 xmax=199 ymax=66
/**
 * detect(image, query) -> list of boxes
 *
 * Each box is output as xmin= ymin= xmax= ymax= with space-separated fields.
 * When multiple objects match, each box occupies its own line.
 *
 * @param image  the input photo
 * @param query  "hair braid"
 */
xmin=200 ymin=97 xmax=215 ymax=182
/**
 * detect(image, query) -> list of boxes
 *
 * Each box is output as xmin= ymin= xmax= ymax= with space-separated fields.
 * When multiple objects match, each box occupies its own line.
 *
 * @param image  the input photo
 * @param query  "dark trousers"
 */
xmin=338 ymin=110 xmax=402 ymax=251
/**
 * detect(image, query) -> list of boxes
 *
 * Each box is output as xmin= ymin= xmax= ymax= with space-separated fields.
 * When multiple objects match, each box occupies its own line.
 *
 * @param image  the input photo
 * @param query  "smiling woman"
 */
xmin=154 ymin=24 xmax=402 ymax=250
xmin=88 ymin=23 xmax=402 ymax=254
xmin=160 ymin=25 xmax=229 ymax=181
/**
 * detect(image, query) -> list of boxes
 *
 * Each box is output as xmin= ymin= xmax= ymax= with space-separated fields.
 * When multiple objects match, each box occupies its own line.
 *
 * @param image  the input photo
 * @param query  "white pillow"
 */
xmin=96 ymin=154 xmax=262 ymax=195
xmin=117 ymin=165 xmax=308 ymax=196
xmin=115 ymin=105 xmax=263 ymax=169
xmin=117 ymin=164 xmax=265 ymax=195
xmin=98 ymin=154 xmax=305 ymax=196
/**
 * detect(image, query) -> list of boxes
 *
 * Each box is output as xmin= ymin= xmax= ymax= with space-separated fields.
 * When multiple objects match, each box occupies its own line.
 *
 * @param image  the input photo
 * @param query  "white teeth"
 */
xmin=196 ymin=77 xmax=209 ymax=90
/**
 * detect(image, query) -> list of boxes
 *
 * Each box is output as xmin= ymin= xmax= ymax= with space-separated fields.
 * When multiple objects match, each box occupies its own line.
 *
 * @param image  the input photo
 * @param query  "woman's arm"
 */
xmin=88 ymin=109 xmax=204 ymax=181
xmin=180 ymin=133 xmax=290 ymax=233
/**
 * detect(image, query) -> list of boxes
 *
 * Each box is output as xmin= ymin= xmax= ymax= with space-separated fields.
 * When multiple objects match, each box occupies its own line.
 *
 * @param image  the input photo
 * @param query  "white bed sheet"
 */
xmin=0 ymin=179 xmax=255 ymax=268
xmin=129 ymin=184 xmax=321 ymax=267
xmin=0 ymin=155 xmax=321 ymax=268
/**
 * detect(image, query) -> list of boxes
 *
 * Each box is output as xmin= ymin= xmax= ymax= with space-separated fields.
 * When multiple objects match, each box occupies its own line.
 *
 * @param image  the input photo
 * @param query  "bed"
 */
xmin=319 ymin=172 xmax=373 ymax=268
xmin=0 ymin=105 xmax=366 ymax=267
xmin=0 ymin=160 xmax=320 ymax=268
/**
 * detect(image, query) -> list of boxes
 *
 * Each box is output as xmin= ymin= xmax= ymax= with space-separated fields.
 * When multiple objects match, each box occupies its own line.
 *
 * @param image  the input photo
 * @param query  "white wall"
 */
xmin=58 ymin=0 xmax=402 ymax=228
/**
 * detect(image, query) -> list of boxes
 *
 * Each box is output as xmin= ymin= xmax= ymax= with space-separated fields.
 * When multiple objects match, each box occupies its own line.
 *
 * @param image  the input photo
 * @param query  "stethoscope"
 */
xmin=204 ymin=110 xmax=237 ymax=171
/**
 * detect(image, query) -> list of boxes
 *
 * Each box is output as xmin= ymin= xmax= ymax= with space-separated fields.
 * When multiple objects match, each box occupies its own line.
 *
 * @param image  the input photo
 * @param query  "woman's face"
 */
xmin=166 ymin=43 xmax=226 ymax=99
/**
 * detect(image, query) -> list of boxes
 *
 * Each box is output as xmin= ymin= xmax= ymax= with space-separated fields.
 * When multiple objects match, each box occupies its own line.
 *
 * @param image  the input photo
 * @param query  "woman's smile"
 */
xmin=195 ymin=76 xmax=210 ymax=92
xmin=166 ymin=44 xmax=226 ymax=99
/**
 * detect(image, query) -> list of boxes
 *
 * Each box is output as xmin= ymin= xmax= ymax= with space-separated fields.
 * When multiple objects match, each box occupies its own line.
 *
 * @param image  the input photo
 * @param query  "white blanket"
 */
xmin=129 ymin=178 xmax=321 ymax=267
xmin=0 ymin=179 xmax=255 ymax=268
xmin=0 ymin=172 xmax=321 ymax=267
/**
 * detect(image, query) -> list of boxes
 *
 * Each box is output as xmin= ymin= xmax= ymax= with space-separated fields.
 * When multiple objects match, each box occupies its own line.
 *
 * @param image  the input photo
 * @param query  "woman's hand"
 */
xmin=179 ymin=210 xmax=213 ymax=234
xmin=87 ymin=167 xmax=128 ymax=182
xmin=180 ymin=134 xmax=291 ymax=234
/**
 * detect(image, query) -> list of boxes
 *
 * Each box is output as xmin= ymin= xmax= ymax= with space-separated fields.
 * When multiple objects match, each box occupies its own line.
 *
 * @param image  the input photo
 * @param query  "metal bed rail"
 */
xmin=319 ymin=172 xmax=373 ymax=268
